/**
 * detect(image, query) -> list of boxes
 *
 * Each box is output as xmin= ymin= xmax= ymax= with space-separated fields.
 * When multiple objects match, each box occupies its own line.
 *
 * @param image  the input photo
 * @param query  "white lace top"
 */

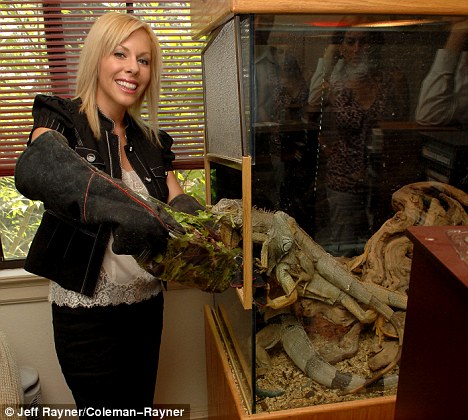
xmin=49 ymin=170 xmax=162 ymax=307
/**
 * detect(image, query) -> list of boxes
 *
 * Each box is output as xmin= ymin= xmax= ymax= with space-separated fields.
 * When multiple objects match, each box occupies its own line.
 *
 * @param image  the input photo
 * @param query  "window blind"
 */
xmin=0 ymin=0 xmax=205 ymax=176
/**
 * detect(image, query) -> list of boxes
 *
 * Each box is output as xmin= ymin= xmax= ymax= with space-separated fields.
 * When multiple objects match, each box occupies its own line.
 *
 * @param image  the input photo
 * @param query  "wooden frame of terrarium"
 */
xmin=192 ymin=0 xmax=468 ymax=39
xmin=202 ymin=13 xmax=254 ymax=309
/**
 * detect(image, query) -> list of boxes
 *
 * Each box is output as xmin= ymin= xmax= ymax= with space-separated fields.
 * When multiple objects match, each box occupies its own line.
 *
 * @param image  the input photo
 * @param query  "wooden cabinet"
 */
xmin=395 ymin=226 xmax=468 ymax=420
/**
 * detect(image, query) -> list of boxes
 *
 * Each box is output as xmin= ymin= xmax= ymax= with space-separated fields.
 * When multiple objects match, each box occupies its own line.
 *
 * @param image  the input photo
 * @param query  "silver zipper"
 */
xmin=100 ymin=108 xmax=116 ymax=178
xmin=105 ymin=131 xmax=114 ymax=178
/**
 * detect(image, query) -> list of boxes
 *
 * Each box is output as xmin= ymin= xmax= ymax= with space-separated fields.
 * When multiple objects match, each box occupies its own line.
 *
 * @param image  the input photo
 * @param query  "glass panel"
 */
xmin=212 ymin=288 xmax=255 ymax=413
xmin=209 ymin=13 xmax=468 ymax=414
xmin=250 ymin=14 xmax=468 ymax=255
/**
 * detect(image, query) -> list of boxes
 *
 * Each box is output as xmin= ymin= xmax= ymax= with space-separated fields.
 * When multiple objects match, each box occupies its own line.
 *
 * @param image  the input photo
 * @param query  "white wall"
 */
xmin=0 ymin=270 xmax=211 ymax=419
xmin=156 ymin=286 xmax=213 ymax=418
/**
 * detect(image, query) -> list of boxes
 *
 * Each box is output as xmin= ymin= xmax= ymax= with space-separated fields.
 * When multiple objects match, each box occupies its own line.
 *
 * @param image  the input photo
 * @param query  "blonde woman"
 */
xmin=15 ymin=12 xmax=201 ymax=414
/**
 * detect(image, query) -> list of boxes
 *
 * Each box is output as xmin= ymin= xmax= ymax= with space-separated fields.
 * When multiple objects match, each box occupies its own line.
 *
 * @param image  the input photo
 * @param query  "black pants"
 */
xmin=52 ymin=293 xmax=164 ymax=416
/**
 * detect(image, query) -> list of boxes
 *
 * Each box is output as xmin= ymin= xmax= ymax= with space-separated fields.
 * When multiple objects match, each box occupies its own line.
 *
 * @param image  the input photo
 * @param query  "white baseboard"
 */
xmin=0 ymin=269 xmax=49 ymax=305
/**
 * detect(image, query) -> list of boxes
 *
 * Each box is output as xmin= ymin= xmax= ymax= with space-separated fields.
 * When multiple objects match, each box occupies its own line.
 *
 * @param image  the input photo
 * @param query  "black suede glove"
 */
xmin=15 ymin=130 xmax=184 ymax=256
xmin=168 ymin=193 xmax=205 ymax=215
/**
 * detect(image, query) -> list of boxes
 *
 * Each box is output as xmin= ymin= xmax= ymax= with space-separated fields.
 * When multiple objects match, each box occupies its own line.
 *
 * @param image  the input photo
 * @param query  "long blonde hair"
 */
xmin=75 ymin=12 xmax=162 ymax=142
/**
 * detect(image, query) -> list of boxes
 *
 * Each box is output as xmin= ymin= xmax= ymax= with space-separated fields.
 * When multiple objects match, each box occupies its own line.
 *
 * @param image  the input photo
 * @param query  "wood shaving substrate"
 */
xmin=255 ymin=329 xmax=398 ymax=413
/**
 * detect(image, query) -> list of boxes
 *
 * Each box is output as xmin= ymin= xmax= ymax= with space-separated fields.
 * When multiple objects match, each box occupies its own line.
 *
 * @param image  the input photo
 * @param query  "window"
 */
xmin=0 ymin=1 xmax=206 ymax=266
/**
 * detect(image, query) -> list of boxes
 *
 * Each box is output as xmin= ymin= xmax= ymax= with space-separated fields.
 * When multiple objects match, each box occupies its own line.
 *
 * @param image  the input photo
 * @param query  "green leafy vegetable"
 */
xmin=134 ymin=197 xmax=242 ymax=293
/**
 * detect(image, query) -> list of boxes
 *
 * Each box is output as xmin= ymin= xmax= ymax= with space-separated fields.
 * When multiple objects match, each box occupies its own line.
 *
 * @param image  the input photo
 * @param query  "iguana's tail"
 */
xmin=280 ymin=314 xmax=398 ymax=394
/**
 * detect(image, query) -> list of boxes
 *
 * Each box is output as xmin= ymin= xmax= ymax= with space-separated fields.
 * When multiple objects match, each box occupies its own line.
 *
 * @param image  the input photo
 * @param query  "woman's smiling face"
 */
xmin=96 ymin=28 xmax=152 ymax=119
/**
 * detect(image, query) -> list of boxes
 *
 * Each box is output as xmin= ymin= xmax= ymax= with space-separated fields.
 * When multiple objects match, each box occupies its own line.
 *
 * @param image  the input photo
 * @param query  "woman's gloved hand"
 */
xmin=15 ymin=130 xmax=184 ymax=256
xmin=168 ymin=193 xmax=205 ymax=215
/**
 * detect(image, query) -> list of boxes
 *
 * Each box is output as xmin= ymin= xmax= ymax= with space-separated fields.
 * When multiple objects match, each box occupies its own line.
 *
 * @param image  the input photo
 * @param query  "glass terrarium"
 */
xmin=201 ymin=12 xmax=468 ymax=416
